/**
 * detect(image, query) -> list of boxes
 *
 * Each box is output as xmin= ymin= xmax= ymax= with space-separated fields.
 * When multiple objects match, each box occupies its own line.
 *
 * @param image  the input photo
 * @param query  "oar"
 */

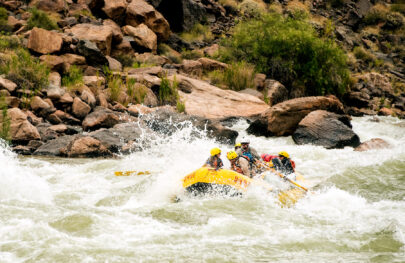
xmin=114 ymin=171 xmax=151 ymax=176
xmin=259 ymin=161 xmax=308 ymax=192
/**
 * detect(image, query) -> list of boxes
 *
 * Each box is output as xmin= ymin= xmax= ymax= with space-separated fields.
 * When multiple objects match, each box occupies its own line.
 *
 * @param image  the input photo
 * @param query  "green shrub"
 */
xmin=0 ymin=35 xmax=22 ymax=52
xmin=180 ymin=23 xmax=213 ymax=42
xmin=239 ymin=0 xmax=266 ymax=18
xmin=219 ymin=13 xmax=350 ymax=96
xmin=391 ymin=3 xmax=405 ymax=15
xmin=176 ymin=100 xmax=185 ymax=113
xmin=27 ymin=8 xmax=58 ymax=30
xmin=159 ymin=74 xmax=179 ymax=105
xmin=0 ymin=95 xmax=10 ymax=143
xmin=127 ymin=79 xmax=148 ymax=104
xmin=208 ymin=62 xmax=255 ymax=91
xmin=107 ymin=76 xmax=123 ymax=102
xmin=0 ymin=7 xmax=11 ymax=32
xmin=353 ymin=46 xmax=376 ymax=63
xmin=0 ymin=48 xmax=49 ymax=94
xmin=62 ymin=65 xmax=83 ymax=88
xmin=363 ymin=4 xmax=389 ymax=25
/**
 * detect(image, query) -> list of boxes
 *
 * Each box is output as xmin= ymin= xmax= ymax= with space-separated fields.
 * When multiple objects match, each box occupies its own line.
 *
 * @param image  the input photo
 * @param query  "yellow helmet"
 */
xmin=235 ymin=143 xmax=241 ymax=148
xmin=210 ymin=147 xmax=221 ymax=156
xmin=278 ymin=151 xmax=289 ymax=158
xmin=227 ymin=151 xmax=238 ymax=160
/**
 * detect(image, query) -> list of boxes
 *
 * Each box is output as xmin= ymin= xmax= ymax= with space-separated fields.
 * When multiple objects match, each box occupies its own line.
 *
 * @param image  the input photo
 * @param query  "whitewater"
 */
xmin=0 ymin=116 xmax=404 ymax=262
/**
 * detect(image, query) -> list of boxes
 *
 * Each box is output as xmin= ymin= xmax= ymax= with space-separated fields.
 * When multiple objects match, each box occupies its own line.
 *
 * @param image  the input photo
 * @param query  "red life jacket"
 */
xmin=261 ymin=154 xmax=277 ymax=162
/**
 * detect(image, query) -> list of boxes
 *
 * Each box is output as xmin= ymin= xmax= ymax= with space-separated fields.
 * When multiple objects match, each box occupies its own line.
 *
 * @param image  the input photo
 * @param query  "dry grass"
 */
xmin=208 ymin=62 xmax=255 ymax=91
xmin=239 ymin=0 xmax=267 ymax=17
xmin=286 ymin=0 xmax=310 ymax=16
xmin=180 ymin=23 xmax=213 ymax=42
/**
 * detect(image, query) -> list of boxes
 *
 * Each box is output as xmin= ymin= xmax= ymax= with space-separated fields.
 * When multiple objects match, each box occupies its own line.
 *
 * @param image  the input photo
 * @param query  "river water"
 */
xmin=1 ymin=116 xmax=404 ymax=262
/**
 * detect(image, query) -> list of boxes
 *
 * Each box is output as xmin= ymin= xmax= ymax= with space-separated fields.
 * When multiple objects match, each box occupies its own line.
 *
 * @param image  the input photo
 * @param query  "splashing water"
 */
xmin=0 ymin=116 xmax=404 ymax=262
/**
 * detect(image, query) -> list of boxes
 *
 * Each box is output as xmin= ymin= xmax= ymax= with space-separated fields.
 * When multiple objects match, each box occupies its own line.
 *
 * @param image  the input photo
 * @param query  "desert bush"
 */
xmin=0 ymin=48 xmax=49 ymax=93
xmin=383 ymin=12 xmax=404 ymax=30
xmin=363 ymin=4 xmax=389 ymax=25
xmin=239 ymin=0 xmax=266 ymax=18
xmin=353 ymin=46 xmax=376 ymax=63
xmin=208 ymin=62 xmax=255 ymax=91
xmin=391 ymin=3 xmax=405 ymax=15
xmin=27 ymin=8 xmax=58 ymax=30
xmin=181 ymin=49 xmax=203 ymax=60
xmin=62 ymin=65 xmax=83 ymax=88
xmin=159 ymin=74 xmax=179 ymax=105
xmin=0 ymin=95 xmax=10 ymax=143
xmin=219 ymin=13 xmax=350 ymax=96
xmin=0 ymin=35 xmax=22 ymax=51
xmin=180 ymin=23 xmax=213 ymax=42
xmin=0 ymin=7 xmax=11 ymax=32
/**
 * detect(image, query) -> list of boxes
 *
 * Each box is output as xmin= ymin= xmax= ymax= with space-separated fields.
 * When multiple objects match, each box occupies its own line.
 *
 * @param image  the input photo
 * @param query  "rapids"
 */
xmin=0 ymin=116 xmax=404 ymax=262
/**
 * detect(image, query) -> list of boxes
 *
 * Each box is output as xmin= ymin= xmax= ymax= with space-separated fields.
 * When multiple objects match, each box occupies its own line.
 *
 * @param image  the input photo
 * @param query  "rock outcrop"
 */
xmin=27 ymin=27 xmax=63 ymax=54
xmin=292 ymin=110 xmax=360 ymax=149
xmin=248 ymin=96 xmax=345 ymax=137
xmin=176 ymin=75 xmax=269 ymax=119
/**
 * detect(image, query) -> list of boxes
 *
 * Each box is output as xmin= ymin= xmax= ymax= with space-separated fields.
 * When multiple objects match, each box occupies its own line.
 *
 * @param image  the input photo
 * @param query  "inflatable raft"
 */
xmin=182 ymin=167 xmax=307 ymax=206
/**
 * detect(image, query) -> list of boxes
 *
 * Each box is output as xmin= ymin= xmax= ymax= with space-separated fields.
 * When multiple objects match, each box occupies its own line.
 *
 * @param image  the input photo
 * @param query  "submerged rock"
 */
xmin=354 ymin=138 xmax=391 ymax=152
xmin=292 ymin=110 xmax=360 ymax=149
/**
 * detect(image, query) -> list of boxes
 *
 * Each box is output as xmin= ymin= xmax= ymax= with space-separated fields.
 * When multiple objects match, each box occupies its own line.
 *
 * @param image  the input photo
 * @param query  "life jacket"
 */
xmin=231 ymin=156 xmax=248 ymax=175
xmin=291 ymin=159 xmax=296 ymax=169
xmin=206 ymin=156 xmax=223 ymax=169
xmin=261 ymin=154 xmax=277 ymax=162
xmin=241 ymin=149 xmax=255 ymax=163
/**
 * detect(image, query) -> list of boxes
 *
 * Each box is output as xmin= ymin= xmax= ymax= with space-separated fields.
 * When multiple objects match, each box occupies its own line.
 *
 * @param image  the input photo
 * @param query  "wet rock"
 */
xmin=264 ymin=79 xmax=288 ymax=106
xmin=72 ymin=97 xmax=91 ymax=119
xmin=59 ymin=93 xmax=74 ymax=104
xmin=378 ymin=107 xmax=394 ymax=116
xmin=176 ymin=75 xmax=268 ymax=119
xmin=292 ymin=110 xmax=360 ymax=149
xmin=82 ymin=106 xmax=120 ymax=131
xmin=13 ymin=145 xmax=32 ymax=155
xmin=65 ymin=136 xmax=112 ymax=158
xmin=128 ymin=104 xmax=154 ymax=116
xmin=126 ymin=0 xmax=171 ymax=41
xmin=28 ymin=27 xmax=63 ymax=54
xmin=143 ymin=108 xmax=238 ymax=144
xmin=4 ymin=108 xmax=41 ymax=143
xmin=249 ymin=96 xmax=345 ymax=137
xmin=354 ymin=138 xmax=391 ymax=152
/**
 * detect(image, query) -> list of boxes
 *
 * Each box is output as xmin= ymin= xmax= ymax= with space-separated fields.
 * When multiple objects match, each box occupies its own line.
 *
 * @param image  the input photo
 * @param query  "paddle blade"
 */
xmin=114 ymin=171 xmax=151 ymax=176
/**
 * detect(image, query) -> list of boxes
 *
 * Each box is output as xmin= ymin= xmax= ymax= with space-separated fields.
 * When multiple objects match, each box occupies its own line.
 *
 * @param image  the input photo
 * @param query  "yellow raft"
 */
xmin=182 ymin=167 xmax=307 ymax=206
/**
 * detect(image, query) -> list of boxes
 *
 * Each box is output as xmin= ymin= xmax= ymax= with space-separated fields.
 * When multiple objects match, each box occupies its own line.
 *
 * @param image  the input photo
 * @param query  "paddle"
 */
xmin=114 ymin=171 xmax=151 ymax=176
xmin=258 ymin=160 xmax=308 ymax=192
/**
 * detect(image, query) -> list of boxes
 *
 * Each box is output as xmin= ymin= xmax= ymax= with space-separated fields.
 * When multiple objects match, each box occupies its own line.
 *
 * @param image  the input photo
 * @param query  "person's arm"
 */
xmin=240 ymin=158 xmax=251 ymax=178
xmin=251 ymin=147 xmax=260 ymax=160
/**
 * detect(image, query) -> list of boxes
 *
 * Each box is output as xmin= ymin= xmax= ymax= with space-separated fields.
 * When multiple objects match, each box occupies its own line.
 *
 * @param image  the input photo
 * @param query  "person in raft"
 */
xmin=204 ymin=147 xmax=224 ymax=170
xmin=236 ymin=138 xmax=260 ymax=163
xmin=227 ymin=151 xmax=252 ymax=178
xmin=271 ymin=151 xmax=295 ymax=175
xmin=234 ymin=142 xmax=241 ymax=152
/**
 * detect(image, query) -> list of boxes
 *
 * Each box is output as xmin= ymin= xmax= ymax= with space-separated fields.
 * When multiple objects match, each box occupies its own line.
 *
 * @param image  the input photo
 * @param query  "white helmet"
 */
xmin=241 ymin=137 xmax=250 ymax=144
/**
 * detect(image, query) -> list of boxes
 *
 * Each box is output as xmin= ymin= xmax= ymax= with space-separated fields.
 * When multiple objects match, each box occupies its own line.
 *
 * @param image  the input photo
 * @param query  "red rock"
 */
xmin=68 ymin=24 xmax=113 ymax=55
xmin=122 ymin=24 xmax=157 ymax=53
xmin=103 ymin=0 xmax=127 ymax=21
xmin=82 ymin=107 xmax=120 ymax=131
xmin=4 ymin=108 xmax=41 ymax=142
xmin=378 ymin=107 xmax=394 ymax=116
xmin=66 ymin=136 xmax=111 ymax=157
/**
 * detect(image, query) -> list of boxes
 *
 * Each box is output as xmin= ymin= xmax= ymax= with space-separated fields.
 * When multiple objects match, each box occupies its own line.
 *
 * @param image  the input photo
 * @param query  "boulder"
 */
xmin=68 ymin=24 xmax=113 ymax=55
xmin=46 ymin=85 xmax=65 ymax=100
xmin=32 ymin=0 xmax=67 ymax=12
xmin=30 ymin=96 xmax=50 ymax=112
xmin=5 ymin=96 xmax=20 ymax=108
xmin=59 ymin=93 xmax=74 ymax=104
xmin=143 ymin=87 xmax=158 ymax=107
xmin=203 ymin=44 xmax=219 ymax=57
xmin=49 ymin=124 xmax=68 ymax=133
xmin=33 ymin=135 xmax=75 ymax=156
xmin=239 ymin=88 xmax=264 ymax=101
xmin=82 ymin=106 xmax=120 ymax=131
xmin=197 ymin=57 xmax=228 ymax=72
xmin=103 ymin=0 xmax=127 ymax=21
xmin=65 ymin=136 xmax=112 ymax=157
xmin=354 ymin=138 xmax=391 ymax=152
xmin=126 ymin=0 xmax=171 ymax=41
xmin=176 ymin=75 xmax=269 ymax=119
xmin=343 ymin=91 xmax=370 ymax=108
xmin=72 ymin=97 xmax=91 ymax=119
xmin=7 ymin=16 xmax=24 ymax=31
xmin=378 ymin=107 xmax=394 ymax=116
xmin=26 ymin=111 xmax=43 ymax=126
xmin=88 ymin=122 xmax=149 ymax=153
xmin=249 ymin=96 xmax=345 ymax=137
xmin=81 ymin=89 xmax=97 ymax=108
xmin=3 ymin=108 xmax=41 ymax=142
xmin=49 ymin=72 xmax=61 ymax=88
xmin=265 ymin=79 xmax=288 ymax=106
xmin=106 ymin=56 xmax=122 ymax=71
xmin=103 ymin=19 xmax=123 ymax=44
xmin=77 ymin=40 xmax=108 ymax=66
xmin=180 ymin=60 xmax=203 ymax=76
xmin=39 ymin=55 xmax=65 ymax=71
xmin=143 ymin=108 xmax=238 ymax=144
xmin=57 ymin=17 xmax=78 ymax=28
xmin=292 ymin=110 xmax=360 ymax=149
xmin=0 ymin=77 xmax=17 ymax=92
xmin=122 ymin=24 xmax=157 ymax=53
xmin=128 ymin=104 xmax=154 ymax=116
xmin=83 ymin=76 xmax=105 ymax=90
xmin=59 ymin=53 xmax=86 ymax=66
xmin=135 ymin=52 xmax=168 ymax=66
xmin=36 ymin=123 xmax=59 ymax=142
xmin=254 ymin=73 xmax=266 ymax=90
xmin=28 ymin=27 xmax=63 ymax=54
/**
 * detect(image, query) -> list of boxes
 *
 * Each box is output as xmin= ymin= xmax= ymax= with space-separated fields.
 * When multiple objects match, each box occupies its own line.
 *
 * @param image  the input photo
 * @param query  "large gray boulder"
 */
xmin=292 ymin=110 xmax=360 ymax=149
